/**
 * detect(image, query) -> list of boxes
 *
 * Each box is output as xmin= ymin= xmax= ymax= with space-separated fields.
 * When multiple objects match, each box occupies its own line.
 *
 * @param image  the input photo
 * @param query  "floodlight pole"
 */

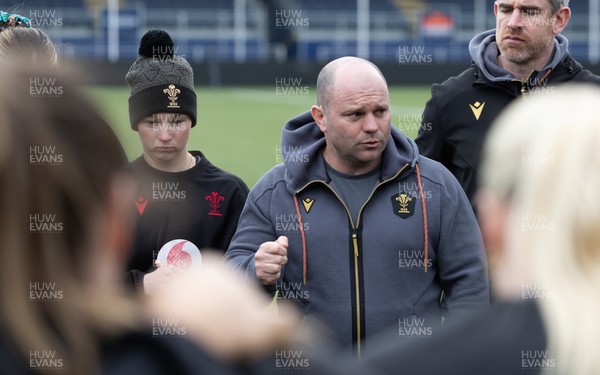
xmin=590 ymin=0 xmax=599 ymax=64
xmin=357 ymin=0 xmax=369 ymax=59
xmin=107 ymin=0 xmax=119 ymax=62
xmin=234 ymin=0 xmax=247 ymax=63
xmin=474 ymin=0 xmax=486 ymax=32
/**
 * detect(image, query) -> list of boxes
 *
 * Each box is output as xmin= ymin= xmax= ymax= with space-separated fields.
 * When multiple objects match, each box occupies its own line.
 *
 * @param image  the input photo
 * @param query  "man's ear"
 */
xmin=311 ymin=105 xmax=326 ymax=133
xmin=552 ymin=6 xmax=570 ymax=34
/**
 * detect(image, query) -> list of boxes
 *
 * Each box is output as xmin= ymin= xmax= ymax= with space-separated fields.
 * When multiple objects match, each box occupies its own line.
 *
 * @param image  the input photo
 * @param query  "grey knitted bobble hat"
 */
xmin=126 ymin=30 xmax=197 ymax=130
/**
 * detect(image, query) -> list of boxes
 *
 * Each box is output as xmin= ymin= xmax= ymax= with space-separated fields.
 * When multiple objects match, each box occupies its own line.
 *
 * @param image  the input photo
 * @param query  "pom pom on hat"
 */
xmin=138 ymin=29 xmax=174 ymax=58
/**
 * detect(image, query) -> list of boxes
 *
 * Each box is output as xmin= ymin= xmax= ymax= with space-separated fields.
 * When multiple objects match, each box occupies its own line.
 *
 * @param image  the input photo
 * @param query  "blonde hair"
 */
xmin=0 ymin=65 xmax=138 ymax=373
xmin=0 ymin=27 xmax=58 ymax=67
xmin=480 ymin=85 xmax=600 ymax=375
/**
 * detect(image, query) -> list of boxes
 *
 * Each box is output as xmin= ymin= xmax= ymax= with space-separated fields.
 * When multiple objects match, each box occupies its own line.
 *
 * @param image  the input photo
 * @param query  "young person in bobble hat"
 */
xmin=124 ymin=30 xmax=249 ymax=294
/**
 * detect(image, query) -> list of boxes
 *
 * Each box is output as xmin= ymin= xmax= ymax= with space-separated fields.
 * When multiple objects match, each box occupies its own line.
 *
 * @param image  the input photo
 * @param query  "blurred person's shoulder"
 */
xmin=101 ymin=330 xmax=240 ymax=375
xmin=0 ymin=332 xmax=30 ymax=374
xmin=355 ymin=301 xmax=547 ymax=375
xmin=0 ymin=329 xmax=239 ymax=375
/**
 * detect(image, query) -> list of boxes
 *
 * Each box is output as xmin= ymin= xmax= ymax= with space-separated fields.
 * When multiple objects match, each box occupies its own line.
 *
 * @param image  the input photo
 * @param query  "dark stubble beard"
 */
xmin=499 ymin=31 xmax=553 ymax=65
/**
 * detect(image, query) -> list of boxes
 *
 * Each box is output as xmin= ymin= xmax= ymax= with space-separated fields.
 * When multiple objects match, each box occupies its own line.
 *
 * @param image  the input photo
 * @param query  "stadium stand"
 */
xmin=9 ymin=0 xmax=596 ymax=63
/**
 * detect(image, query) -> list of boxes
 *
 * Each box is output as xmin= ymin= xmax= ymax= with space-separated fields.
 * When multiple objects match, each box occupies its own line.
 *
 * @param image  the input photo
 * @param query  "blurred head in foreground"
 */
xmin=0 ymin=26 xmax=58 ymax=67
xmin=0 ymin=63 xmax=298 ymax=374
xmin=0 ymin=63 xmax=136 ymax=373
xmin=478 ymin=84 xmax=600 ymax=374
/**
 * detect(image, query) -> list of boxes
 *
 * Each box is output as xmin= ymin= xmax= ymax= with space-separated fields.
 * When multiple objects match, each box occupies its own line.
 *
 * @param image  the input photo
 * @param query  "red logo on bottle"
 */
xmin=167 ymin=240 xmax=193 ymax=269
xmin=205 ymin=191 xmax=224 ymax=216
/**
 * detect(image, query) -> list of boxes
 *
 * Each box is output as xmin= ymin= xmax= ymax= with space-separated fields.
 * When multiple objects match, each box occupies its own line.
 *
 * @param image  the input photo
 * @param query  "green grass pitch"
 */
xmin=86 ymin=86 xmax=431 ymax=188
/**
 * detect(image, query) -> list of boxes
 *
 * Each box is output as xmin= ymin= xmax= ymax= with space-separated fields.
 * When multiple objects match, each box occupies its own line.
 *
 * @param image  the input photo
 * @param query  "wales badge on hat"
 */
xmin=163 ymin=84 xmax=181 ymax=108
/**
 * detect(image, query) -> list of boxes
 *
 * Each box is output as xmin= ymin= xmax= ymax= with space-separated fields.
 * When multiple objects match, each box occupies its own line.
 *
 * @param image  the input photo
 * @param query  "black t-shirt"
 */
xmin=125 ymin=151 xmax=249 ymax=290
xmin=326 ymin=164 xmax=380 ymax=225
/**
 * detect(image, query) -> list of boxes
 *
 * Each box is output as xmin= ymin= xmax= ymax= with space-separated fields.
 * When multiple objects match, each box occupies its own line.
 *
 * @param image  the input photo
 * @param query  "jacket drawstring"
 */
xmin=415 ymin=163 xmax=429 ymax=272
xmin=293 ymin=194 xmax=308 ymax=285
xmin=521 ymin=68 xmax=553 ymax=96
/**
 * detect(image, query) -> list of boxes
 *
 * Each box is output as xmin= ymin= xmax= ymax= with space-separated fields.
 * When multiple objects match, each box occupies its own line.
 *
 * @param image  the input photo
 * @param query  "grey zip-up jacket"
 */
xmin=225 ymin=111 xmax=489 ymax=352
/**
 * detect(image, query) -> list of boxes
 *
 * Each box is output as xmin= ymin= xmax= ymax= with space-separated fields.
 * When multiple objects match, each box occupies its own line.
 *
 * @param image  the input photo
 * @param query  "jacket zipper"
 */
xmin=306 ymin=184 xmax=363 ymax=354
xmin=296 ymin=162 xmax=410 ymax=356
xmin=352 ymin=229 xmax=360 ymax=355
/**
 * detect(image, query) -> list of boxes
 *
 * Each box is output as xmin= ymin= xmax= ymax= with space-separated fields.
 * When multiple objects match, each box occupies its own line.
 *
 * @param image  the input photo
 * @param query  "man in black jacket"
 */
xmin=415 ymin=0 xmax=600 ymax=206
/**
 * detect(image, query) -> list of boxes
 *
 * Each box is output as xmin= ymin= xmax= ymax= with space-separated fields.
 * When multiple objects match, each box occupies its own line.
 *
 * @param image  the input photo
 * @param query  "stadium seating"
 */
xmin=18 ymin=0 xmax=595 ymax=63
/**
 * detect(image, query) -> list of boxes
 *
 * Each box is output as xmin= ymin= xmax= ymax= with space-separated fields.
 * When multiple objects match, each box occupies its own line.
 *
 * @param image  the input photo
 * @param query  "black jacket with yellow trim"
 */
xmin=416 ymin=33 xmax=600 ymax=206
